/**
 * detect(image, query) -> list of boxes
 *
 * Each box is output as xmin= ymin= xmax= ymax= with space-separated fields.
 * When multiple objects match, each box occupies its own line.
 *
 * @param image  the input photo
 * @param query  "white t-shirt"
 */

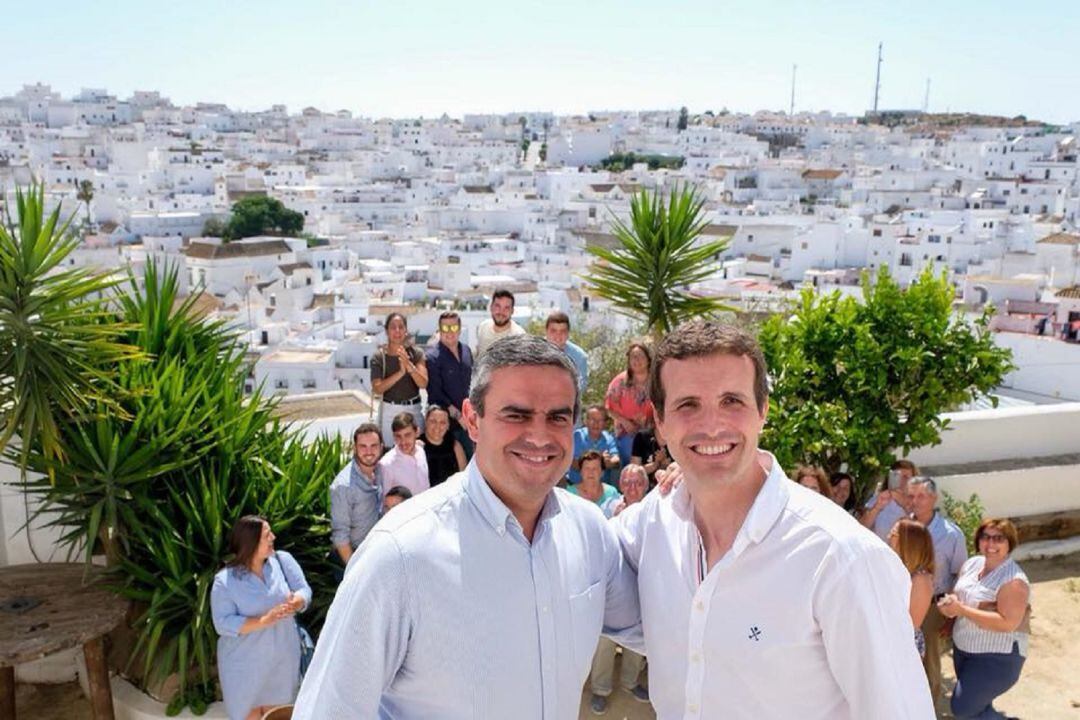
xmin=474 ymin=318 xmax=526 ymax=357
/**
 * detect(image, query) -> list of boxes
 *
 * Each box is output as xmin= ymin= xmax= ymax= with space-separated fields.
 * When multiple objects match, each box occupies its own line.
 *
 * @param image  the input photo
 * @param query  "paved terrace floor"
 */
xmin=15 ymin=553 xmax=1080 ymax=720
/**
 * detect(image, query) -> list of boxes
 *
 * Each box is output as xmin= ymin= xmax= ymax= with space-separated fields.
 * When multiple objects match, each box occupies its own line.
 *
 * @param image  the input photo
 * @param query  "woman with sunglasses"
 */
xmin=937 ymin=518 xmax=1031 ymax=719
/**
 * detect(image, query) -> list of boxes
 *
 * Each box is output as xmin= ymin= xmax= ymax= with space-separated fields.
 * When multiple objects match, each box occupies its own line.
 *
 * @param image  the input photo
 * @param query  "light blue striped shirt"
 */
xmin=925 ymin=511 xmax=968 ymax=595
xmin=293 ymin=460 xmax=640 ymax=719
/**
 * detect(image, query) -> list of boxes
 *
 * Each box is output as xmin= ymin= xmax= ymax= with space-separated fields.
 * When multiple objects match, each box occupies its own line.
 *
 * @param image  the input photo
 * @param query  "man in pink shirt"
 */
xmin=377 ymin=413 xmax=430 ymax=496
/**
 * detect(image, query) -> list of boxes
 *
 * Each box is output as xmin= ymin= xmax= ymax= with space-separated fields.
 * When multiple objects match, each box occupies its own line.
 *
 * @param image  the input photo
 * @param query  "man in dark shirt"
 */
xmin=425 ymin=310 xmax=475 ymax=457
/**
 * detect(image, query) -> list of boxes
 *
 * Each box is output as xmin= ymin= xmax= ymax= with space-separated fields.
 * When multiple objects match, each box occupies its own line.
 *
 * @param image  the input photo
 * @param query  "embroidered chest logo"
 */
xmin=748 ymin=626 xmax=762 ymax=642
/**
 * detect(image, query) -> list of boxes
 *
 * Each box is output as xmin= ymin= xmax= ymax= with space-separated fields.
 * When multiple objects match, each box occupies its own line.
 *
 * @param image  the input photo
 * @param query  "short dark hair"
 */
xmin=578 ymin=450 xmax=604 ymax=471
xmin=469 ymin=335 xmax=579 ymax=418
xmin=545 ymin=311 xmax=570 ymax=330
xmin=438 ymin=311 xmax=460 ymax=324
xmin=385 ymin=485 xmax=414 ymax=501
xmin=585 ymin=404 xmax=607 ymax=418
xmin=391 ymin=412 xmax=418 ymax=432
xmin=226 ymin=515 xmax=267 ymax=571
xmin=974 ymin=518 xmax=1020 ymax=553
xmin=353 ymin=423 xmax=382 ymax=445
xmin=650 ymin=321 xmax=769 ymax=419
xmin=425 ymin=404 xmax=449 ymax=420
xmin=491 ymin=288 xmax=515 ymax=307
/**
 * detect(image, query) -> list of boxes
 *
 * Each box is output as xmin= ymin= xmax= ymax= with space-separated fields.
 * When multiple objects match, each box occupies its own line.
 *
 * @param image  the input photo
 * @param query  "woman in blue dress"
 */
xmin=211 ymin=516 xmax=312 ymax=720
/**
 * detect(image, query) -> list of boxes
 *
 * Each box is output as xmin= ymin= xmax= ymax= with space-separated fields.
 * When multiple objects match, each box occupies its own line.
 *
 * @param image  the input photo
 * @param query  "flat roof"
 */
xmin=261 ymin=349 xmax=333 ymax=364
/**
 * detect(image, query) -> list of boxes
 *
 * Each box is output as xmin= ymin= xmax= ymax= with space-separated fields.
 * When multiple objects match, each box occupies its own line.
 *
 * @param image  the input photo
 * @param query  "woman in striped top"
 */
xmin=937 ymin=518 xmax=1031 ymax=720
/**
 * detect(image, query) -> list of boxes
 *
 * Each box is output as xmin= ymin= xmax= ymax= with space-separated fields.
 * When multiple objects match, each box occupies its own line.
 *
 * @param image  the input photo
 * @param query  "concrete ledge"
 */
xmin=107 ymin=675 xmax=227 ymax=720
xmin=1012 ymin=536 xmax=1080 ymax=562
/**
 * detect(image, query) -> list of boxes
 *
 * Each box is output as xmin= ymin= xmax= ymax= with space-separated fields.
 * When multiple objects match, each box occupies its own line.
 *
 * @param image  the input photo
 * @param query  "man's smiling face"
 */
xmin=463 ymin=365 xmax=577 ymax=509
xmin=655 ymin=352 xmax=768 ymax=489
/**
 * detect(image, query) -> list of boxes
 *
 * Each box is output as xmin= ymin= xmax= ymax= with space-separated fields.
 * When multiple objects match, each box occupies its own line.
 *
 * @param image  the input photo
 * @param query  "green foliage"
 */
xmin=223 ymin=195 xmax=303 ymax=241
xmin=758 ymin=267 xmax=1015 ymax=502
xmin=597 ymin=152 xmax=685 ymax=172
xmin=585 ymin=185 xmax=732 ymax=336
xmin=539 ymin=143 xmax=547 ymax=162
xmin=941 ymin=491 xmax=985 ymax=554
xmin=0 ymin=182 xmax=139 ymax=472
xmin=677 ymin=106 xmax=689 ymax=132
xmin=18 ymin=263 xmax=346 ymax=711
xmin=201 ymin=217 xmax=228 ymax=238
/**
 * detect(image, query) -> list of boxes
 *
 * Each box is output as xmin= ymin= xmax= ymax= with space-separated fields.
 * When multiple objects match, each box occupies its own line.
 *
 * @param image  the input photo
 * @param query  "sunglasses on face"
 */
xmin=440 ymin=324 xmax=461 ymax=332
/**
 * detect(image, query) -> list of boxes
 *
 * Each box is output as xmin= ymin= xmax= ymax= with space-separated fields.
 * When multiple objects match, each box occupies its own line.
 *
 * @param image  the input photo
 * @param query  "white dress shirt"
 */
xmin=377 ymin=444 xmax=430 ymax=496
xmin=614 ymin=452 xmax=934 ymax=720
xmin=293 ymin=460 xmax=640 ymax=719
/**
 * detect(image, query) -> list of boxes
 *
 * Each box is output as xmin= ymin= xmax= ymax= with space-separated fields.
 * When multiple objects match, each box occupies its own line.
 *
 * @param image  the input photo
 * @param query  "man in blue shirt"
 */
xmin=545 ymin=310 xmax=588 ymax=394
xmin=425 ymin=310 xmax=474 ymax=457
xmin=910 ymin=476 xmax=968 ymax=710
xmin=293 ymin=335 xmax=639 ymax=719
xmin=568 ymin=405 xmax=620 ymax=485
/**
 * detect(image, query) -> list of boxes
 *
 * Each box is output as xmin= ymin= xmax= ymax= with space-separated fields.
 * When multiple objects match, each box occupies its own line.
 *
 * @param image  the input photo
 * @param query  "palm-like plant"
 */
xmin=20 ymin=262 xmax=347 ymax=712
xmin=0 ymin=183 xmax=137 ymax=471
xmin=585 ymin=184 xmax=732 ymax=336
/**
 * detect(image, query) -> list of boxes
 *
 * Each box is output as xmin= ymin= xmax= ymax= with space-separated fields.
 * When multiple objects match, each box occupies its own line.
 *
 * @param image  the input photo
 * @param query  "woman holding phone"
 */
xmin=370 ymin=312 xmax=428 ymax=446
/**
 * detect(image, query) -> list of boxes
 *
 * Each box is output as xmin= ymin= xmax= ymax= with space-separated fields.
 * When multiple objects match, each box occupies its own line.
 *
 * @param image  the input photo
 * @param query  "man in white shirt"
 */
xmin=377 ymin=412 xmax=430 ymax=497
xmin=474 ymin=288 xmax=526 ymax=358
xmin=614 ymin=321 xmax=933 ymax=719
xmin=293 ymin=335 xmax=639 ymax=719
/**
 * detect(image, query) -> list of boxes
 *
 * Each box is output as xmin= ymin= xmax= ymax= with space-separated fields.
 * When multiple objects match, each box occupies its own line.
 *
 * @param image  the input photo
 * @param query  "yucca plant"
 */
xmin=0 ymin=182 xmax=138 ymax=473
xmin=20 ymin=262 xmax=346 ymax=712
xmin=585 ymin=184 xmax=733 ymax=336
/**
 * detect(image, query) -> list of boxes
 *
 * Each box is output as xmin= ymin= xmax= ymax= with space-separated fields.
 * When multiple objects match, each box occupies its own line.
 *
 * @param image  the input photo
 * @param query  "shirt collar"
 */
xmin=351 ymin=460 xmax=381 ymax=490
xmin=672 ymin=450 xmax=790 ymax=547
xmin=463 ymin=459 xmax=561 ymax=535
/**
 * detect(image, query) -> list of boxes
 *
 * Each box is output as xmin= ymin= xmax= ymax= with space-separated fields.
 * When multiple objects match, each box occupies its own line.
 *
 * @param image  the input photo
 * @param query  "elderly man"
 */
xmin=294 ymin=335 xmax=639 ymax=719
xmin=614 ymin=321 xmax=932 ymax=719
xmin=474 ymin=288 xmax=526 ymax=357
xmin=909 ymin=476 xmax=968 ymax=710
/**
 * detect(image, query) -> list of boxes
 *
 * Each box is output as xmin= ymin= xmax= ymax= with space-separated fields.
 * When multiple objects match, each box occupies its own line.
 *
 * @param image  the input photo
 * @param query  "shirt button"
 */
xmin=695 ymin=601 xmax=704 ymax=612
xmin=691 ymin=653 xmax=701 ymax=663
xmin=542 ymin=606 xmax=549 ymax=613
xmin=688 ymin=703 xmax=699 ymax=713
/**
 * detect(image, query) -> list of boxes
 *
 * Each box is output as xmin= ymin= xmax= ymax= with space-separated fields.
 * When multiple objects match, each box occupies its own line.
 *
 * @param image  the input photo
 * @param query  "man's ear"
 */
xmin=462 ymin=399 xmax=481 ymax=443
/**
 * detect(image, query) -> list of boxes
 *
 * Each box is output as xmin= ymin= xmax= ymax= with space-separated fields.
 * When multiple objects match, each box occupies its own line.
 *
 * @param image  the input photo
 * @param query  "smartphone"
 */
xmin=886 ymin=469 xmax=902 ymax=491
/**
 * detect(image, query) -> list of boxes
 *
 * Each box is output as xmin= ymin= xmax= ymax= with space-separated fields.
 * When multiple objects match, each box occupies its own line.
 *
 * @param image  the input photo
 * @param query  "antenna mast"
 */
xmin=790 ymin=64 xmax=797 ymax=116
xmin=923 ymin=77 xmax=931 ymax=113
xmin=873 ymin=42 xmax=883 ymax=113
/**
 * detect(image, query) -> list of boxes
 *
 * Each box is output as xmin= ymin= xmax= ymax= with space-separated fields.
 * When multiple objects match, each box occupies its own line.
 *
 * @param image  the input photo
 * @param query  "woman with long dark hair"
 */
xmin=604 ymin=341 xmax=655 ymax=466
xmin=371 ymin=312 xmax=428 ymax=445
xmin=211 ymin=516 xmax=311 ymax=720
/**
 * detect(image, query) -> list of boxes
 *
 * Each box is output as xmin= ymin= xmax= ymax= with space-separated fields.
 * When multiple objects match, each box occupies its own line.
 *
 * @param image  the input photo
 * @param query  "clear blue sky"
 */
xmin=6 ymin=0 xmax=1078 ymax=122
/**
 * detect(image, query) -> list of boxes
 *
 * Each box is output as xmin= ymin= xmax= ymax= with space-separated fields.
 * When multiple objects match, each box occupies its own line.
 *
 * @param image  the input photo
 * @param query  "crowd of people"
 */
xmin=205 ymin=292 xmax=1033 ymax=720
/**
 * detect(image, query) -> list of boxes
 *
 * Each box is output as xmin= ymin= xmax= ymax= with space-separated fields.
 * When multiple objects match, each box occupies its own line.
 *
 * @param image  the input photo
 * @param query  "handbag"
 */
xmin=274 ymin=552 xmax=316 ymax=679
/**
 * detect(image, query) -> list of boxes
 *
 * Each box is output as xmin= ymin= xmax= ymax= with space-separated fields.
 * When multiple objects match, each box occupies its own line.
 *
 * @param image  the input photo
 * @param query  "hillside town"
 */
xmin=2 ymin=82 xmax=1079 ymax=403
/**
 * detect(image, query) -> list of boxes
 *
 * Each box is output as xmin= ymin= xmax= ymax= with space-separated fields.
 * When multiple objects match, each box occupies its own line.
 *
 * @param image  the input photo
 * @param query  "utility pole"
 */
xmin=873 ymin=42 xmax=883 ymax=113
xmin=923 ymin=77 xmax=931 ymax=113
xmin=790 ymin=64 xmax=797 ymax=116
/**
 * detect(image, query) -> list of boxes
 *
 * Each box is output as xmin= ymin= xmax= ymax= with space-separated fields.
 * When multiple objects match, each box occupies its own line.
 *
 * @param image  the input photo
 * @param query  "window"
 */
xmin=873 ymin=229 xmax=882 ymax=237
xmin=274 ymin=378 xmax=288 ymax=389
